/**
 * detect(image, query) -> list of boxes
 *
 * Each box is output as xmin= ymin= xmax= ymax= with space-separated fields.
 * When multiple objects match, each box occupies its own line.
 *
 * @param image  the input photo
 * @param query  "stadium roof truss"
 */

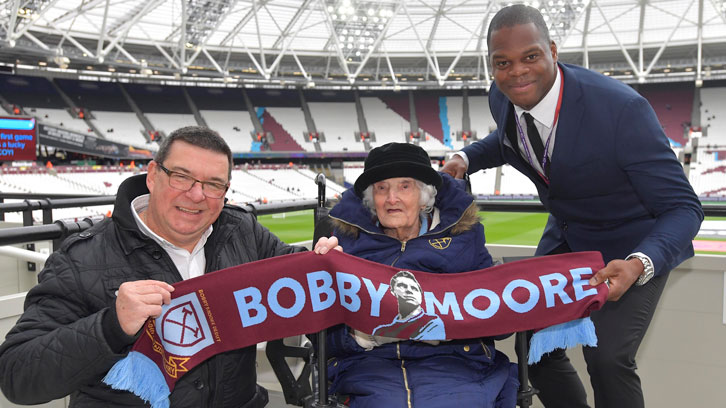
xmin=1 ymin=0 xmax=725 ymax=88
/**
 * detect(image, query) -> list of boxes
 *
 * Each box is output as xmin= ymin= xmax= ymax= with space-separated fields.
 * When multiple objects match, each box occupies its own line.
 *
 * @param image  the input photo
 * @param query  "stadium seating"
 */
xmin=265 ymin=108 xmax=314 ymax=151
xmin=31 ymin=108 xmax=91 ymax=134
xmin=90 ymin=111 xmax=149 ymax=146
xmin=499 ymin=165 xmax=538 ymax=196
xmin=259 ymin=110 xmax=305 ymax=152
xmin=146 ymin=113 xmax=199 ymax=137
xmin=469 ymin=96 xmax=498 ymax=141
xmin=308 ymin=102 xmax=359 ymax=151
xmin=2 ymin=72 xmax=723 ymax=199
xmin=200 ymin=110 xmax=256 ymax=152
xmin=469 ymin=169 xmax=497 ymax=196
xmin=700 ymin=87 xmax=726 ymax=145
xmin=638 ymin=83 xmax=693 ymax=147
xmin=359 ymin=97 xmax=409 ymax=145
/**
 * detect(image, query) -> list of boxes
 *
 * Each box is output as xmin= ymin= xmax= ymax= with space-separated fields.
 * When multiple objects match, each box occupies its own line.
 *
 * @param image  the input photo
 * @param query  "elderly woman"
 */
xmin=315 ymin=143 xmax=518 ymax=408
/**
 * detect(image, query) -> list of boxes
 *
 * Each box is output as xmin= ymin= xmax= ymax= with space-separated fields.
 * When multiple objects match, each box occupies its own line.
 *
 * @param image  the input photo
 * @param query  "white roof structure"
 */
xmin=1 ymin=0 xmax=724 ymax=87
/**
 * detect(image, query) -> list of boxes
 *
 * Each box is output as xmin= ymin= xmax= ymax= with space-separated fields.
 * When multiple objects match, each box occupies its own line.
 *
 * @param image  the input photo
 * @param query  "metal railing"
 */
xmin=475 ymin=200 xmax=726 ymax=217
xmin=0 ymin=197 xmax=322 ymax=249
xmin=0 ymin=195 xmax=723 ymax=250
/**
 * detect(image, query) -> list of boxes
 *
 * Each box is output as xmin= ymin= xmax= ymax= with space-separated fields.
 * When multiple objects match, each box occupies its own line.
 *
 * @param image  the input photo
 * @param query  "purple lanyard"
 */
xmin=513 ymin=66 xmax=564 ymax=183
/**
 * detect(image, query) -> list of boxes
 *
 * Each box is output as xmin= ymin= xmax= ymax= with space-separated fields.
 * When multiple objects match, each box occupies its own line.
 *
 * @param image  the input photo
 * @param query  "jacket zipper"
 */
xmin=397 ymin=343 xmax=413 ymax=408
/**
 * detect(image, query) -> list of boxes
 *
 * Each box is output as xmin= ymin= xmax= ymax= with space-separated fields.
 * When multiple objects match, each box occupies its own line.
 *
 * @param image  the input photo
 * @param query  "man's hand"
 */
xmin=589 ymin=258 xmax=644 ymax=301
xmin=116 ymin=280 xmax=175 ymax=336
xmin=440 ymin=155 xmax=468 ymax=179
xmin=314 ymin=236 xmax=342 ymax=254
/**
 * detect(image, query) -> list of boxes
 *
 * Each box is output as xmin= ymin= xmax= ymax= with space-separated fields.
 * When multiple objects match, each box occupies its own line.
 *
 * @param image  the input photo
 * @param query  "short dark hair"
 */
xmin=487 ymin=4 xmax=551 ymax=49
xmin=390 ymin=270 xmax=421 ymax=294
xmin=154 ymin=126 xmax=233 ymax=179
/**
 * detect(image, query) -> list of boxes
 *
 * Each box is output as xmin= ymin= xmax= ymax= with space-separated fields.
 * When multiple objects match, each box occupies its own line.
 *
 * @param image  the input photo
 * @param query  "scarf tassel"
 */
xmin=103 ymin=351 xmax=170 ymax=408
xmin=528 ymin=317 xmax=597 ymax=365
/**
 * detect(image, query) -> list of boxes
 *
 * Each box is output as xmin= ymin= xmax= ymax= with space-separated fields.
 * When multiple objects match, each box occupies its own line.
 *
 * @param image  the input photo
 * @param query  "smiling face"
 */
xmin=489 ymin=22 xmax=558 ymax=111
xmin=372 ymin=177 xmax=422 ymax=241
xmin=145 ymin=141 xmax=229 ymax=252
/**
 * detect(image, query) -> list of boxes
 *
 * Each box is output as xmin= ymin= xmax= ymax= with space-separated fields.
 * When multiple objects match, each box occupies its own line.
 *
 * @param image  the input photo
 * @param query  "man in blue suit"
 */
xmin=442 ymin=5 xmax=703 ymax=408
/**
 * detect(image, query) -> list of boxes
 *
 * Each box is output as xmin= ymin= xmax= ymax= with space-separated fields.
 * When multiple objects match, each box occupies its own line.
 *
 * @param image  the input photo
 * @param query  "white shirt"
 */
xmin=457 ymin=68 xmax=562 ymax=176
xmin=131 ymin=194 xmax=212 ymax=280
xmin=513 ymin=67 xmax=562 ymax=174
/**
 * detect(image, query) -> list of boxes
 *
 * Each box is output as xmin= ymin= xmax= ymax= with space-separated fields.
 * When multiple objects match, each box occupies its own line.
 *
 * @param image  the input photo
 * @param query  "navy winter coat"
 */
xmin=324 ymin=173 xmax=518 ymax=408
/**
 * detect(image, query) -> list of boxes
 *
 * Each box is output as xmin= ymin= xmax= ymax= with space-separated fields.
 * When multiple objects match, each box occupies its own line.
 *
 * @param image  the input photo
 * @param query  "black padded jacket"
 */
xmin=0 ymin=174 xmax=304 ymax=407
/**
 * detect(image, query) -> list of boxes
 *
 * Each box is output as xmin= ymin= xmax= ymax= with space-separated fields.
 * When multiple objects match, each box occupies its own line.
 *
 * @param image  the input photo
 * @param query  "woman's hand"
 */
xmin=314 ymin=236 xmax=343 ymax=254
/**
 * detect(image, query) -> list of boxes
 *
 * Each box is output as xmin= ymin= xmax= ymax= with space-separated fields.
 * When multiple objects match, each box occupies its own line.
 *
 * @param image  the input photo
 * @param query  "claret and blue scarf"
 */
xmin=104 ymin=250 xmax=608 ymax=407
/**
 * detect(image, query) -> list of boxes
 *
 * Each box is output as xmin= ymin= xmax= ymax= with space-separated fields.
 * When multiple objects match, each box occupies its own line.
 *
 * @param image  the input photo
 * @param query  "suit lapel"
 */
xmin=549 ymin=63 xmax=585 ymax=181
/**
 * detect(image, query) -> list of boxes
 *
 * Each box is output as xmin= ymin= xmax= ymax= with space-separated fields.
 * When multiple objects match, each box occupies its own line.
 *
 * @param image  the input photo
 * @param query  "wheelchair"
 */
xmin=264 ymin=174 xmax=537 ymax=408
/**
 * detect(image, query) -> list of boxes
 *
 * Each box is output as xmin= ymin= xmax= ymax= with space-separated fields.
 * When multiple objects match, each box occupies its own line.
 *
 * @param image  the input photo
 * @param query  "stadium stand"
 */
xmin=0 ymin=166 xmax=132 ymax=223
xmin=230 ymin=168 xmax=313 ymax=203
xmin=469 ymin=96 xmax=498 ymax=140
xmin=265 ymin=107 xmax=314 ymax=151
xmin=343 ymin=163 xmax=365 ymax=188
xmin=308 ymin=102 xmax=359 ymax=151
xmin=413 ymin=95 xmax=446 ymax=145
xmin=260 ymin=110 xmax=305 ymax=152
xmin=691 ymin=147 xmax=726 ymax=197
xmin=499 ymin=165 xmax=539 ymax=196
xmin=469 ymin=169 xmax=497 ymax=196
xmin=54 ymin=79 xmax=131 ymax=112
xmin=638 ymin=83 xmax=693 ymax=147
xmin=0 ymin=75 xmax=65 ymax=111
xmin=146 ymin=113 xmax=199 ymax=136
xmin=123 ymin=83 xmax=191 ymax=115
xmin=296 ymin=167 xmax=346 ymax=195
xmin=29 ymin=107 xmax=91 ymax=134
xmin=90 ymin=111 xmax=149 ymax=146
xmin=701 ymin=87 xmax=726 ymax=145
xmin=199 ymin=110 xmax=255 ymax=153
xmin=444 ymin=96 xmax=466 ymax=151
xmin=359 ymin=97 xmax=410 ymax=145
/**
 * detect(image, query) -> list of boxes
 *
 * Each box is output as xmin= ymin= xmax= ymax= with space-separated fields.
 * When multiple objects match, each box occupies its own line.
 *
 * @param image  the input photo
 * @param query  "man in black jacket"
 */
xmin=0 ymin=126 xmax=320 ymax=407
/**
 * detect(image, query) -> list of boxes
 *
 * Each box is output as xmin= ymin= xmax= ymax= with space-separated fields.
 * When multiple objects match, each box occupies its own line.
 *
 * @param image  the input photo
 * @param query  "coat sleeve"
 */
xmin=614 ymin=95 xmax=704 ymax=275
xmin=0 ymin=252 xmax=126 ymax=404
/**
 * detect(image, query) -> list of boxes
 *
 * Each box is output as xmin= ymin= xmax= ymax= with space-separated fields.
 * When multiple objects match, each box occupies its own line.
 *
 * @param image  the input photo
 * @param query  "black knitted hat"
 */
xmin=353 ymin=142 xmax=442 ymax=197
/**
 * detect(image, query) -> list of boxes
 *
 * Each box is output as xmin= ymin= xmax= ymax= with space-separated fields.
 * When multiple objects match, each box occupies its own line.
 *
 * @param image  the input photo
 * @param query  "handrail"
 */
xmin=0 ymin=200 xmax=322 ymax=247
xmin=0 ymin=192 xmax=105 ymax=200
xmin=0 ymin=198 xmax=722 ymax=247
xmin=475 ymin=200 xmax=726 ymax=217
xmin=0 ymin=196 xmax=116 ymax=214
xmin=0 ymin=218 xmax=100 ymax=247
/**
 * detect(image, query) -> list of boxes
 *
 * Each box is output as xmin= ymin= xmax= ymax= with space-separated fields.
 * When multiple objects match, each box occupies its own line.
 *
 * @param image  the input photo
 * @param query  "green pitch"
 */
xmin=258 ymin=210 xmax=316 ymax=243
xmin=257 ymin=209 xmax=548 ymax=246
xmin=259 ymin=210 xmax=725 ymax=254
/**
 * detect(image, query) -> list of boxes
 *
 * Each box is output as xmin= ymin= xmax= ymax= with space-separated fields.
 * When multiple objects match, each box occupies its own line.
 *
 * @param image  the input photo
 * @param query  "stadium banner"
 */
xmin=37 ymin=124 xmax=153 ymax=160
xmin=0 ymin=116 xmax=37 ymax=161
xmin=104 ymin=250 xmax=608 ymax=408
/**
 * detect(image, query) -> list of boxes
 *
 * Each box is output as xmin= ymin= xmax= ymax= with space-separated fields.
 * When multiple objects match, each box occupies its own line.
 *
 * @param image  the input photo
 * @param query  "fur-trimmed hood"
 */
xmin=330 ymin=172 xmax=481 ymax=239
xmin=332 ymin=201 xmax=480 ymax=239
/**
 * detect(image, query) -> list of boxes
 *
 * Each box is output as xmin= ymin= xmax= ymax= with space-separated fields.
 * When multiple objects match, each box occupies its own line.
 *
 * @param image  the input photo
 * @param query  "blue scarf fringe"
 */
xmin=528 ymin=317 xmax=597 ymax=365
xmin=103 ymin=351 xmax=170 ymax=408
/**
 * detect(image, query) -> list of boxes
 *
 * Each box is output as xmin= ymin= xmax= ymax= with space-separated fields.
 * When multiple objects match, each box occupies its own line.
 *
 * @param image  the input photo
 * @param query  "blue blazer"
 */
xmin=463 ymin=62 xmax=703 ymax=276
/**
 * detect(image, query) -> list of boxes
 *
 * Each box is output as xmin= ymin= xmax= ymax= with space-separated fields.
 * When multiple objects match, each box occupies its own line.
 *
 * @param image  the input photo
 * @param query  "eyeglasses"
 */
xmin=156 ymin=163 xmax=229 ymax=199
